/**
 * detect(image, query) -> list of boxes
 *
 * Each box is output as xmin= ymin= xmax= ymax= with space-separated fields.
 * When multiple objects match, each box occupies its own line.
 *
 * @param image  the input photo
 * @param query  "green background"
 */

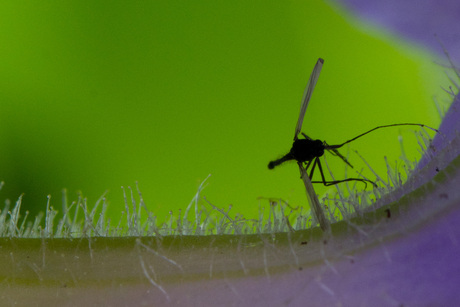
xmin=0 ymin=1 xmax=444 ymax=224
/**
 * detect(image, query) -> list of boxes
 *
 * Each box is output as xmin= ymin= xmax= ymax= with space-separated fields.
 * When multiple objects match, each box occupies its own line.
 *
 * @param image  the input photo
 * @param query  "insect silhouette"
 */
xmin=268 ymin=58 xmax=439 ymax=232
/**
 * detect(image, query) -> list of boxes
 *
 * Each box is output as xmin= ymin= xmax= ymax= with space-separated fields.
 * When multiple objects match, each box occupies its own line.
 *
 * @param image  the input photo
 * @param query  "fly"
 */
xmin=268 ymin=58 xmax=439 ymax=232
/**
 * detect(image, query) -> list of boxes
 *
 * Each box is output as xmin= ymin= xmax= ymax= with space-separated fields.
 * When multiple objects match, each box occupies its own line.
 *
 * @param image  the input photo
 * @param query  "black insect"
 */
xmin=268 ymin=58 xmax=439 ymax=232
xmin=384 ymin=208 xmax=391 ymax=219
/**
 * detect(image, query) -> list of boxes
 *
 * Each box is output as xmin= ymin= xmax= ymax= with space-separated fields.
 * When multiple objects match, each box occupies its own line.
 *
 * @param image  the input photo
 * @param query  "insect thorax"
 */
xmin=290 ymin=138 xmax=324 ymax=163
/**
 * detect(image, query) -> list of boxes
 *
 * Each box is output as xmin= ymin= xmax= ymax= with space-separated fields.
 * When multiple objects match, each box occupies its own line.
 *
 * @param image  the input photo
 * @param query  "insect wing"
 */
xmin=297 ymin=162 xmax=330 ymax=232
xmin=294 ymin=58 xmax=324 ymax=141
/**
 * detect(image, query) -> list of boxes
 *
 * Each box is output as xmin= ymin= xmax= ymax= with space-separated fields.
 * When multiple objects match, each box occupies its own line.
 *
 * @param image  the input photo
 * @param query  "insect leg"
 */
xmin=324 ymin=143 xmax=353 ymax=168
xmin=301 ymin=132 xmax=313 ymax=141
xmin=308 ymin=158 xmax=317 ymax=179
xmin=299 ymin=159 xmax=314 ymax=179
xmin=310 ymin=158 xmax=376 ymax=188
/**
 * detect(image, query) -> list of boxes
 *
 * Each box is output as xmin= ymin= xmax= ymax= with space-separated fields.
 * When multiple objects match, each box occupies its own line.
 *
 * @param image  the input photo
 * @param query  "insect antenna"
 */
xmin=327 ymin=123 xmax=439 ymax=149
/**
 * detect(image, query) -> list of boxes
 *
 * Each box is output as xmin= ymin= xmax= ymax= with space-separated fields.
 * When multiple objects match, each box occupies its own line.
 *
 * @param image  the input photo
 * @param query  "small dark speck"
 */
xmin=384 ymin=208 xmax=391 ymax=218
xmin=439 ymin=193 xmax=449 ymax=199
xmin=301 ymin=241 xmax=308 ymax=245
xmin=298 ymin=267 xmax=303 ymax=271
xmin=323 ymin=240 xmax=328 ymax=245
xmin=436 ymin=167 xmax=440 ymax=172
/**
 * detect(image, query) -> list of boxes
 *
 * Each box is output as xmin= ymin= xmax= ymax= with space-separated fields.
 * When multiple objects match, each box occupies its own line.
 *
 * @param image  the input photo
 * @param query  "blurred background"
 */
xmin=0 ymin=1 xmax=448 ymax=224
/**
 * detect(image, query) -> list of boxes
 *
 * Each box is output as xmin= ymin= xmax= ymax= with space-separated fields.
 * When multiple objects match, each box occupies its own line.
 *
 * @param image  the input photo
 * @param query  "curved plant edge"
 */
xmin=1 ymin=94 xmax=459 ymax=306
xmin=2 ymin=55 xmax=459 ymax=307
xmin=0 ymin=144 xmax=459 ymax=305
xmin=2 ymin=82 xmax=459 ymax=307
